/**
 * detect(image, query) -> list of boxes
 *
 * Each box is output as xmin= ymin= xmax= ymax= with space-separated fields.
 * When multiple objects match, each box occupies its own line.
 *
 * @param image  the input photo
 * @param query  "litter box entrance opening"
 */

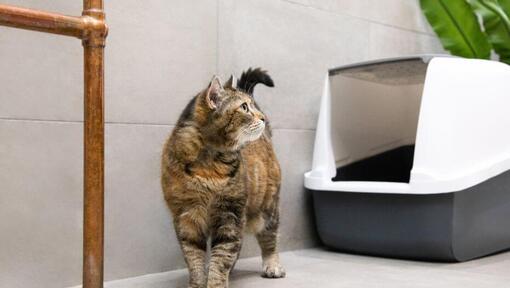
xmin=332 ymin=145 xmax=415 ymax=182
xmin=329 ymin=58 xmax=427 ymax=183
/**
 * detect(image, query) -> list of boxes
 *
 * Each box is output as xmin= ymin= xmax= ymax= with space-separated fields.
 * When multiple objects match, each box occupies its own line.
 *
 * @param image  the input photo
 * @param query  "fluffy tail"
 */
xmin=237 ymin=68 xmax=274 ymax=94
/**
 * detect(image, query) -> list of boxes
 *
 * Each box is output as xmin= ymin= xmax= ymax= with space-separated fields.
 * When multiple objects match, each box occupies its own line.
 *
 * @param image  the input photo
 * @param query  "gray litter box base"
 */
xmin=312 ymin=170 xmax=510 ymax=262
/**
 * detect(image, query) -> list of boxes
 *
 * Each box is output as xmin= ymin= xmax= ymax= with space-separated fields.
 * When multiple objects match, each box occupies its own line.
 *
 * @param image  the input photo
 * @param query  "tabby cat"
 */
xmin=161 ymin=68 xmax=285 ymax=288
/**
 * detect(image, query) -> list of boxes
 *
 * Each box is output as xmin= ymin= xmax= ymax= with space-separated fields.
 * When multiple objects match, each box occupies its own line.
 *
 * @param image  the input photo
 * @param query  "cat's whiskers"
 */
xmin=234 ymin=122 xmax=264 ymax=149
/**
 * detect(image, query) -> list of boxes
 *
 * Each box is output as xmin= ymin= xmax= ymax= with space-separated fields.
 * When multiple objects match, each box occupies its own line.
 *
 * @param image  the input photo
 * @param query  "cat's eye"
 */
xmin=241 ymin=102 xmax=249 ymax=112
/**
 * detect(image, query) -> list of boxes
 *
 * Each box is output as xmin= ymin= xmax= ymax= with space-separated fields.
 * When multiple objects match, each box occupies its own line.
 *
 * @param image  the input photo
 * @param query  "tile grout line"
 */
xmin=105 ymin=121 xmax=175 ymax=127
xmin=0 ymin=117 xmax=82 ymax=124
xmin=0 ymin=117 xmax=316 ymax=132
xmin=279 ymin=0 xmax=436 ymax=37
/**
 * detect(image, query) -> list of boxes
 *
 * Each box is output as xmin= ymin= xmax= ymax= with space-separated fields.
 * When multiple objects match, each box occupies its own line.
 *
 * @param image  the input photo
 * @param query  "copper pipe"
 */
xmin=0 ymin=4 xmax=85 ymax=38
xmin=83 ymin=43 xmax=105 ymax=288
xmin=0 ymin=1 xmax=107 ymax=288
xmin=0 ymin=4 xmax=107 ymax=41
xmin=82 ymin=1 xmax=106 ymax=287
xmin=84 ymin=0 xmax=103 ymax=10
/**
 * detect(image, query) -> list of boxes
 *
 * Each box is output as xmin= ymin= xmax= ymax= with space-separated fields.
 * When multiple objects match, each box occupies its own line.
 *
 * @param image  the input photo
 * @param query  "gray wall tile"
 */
xmin=368 ymin=23 xmax=445 ymax=59
xmin=0 ymin=31 xmax=82 ymax=121
xmin=105 ymin=0 xmax=217 ymax=125
xmin=218 ymin=0 xmax=370 ymax=130
xmin=0 ymin=0 xmax=81 ymax=14
xmin=287 ymin=0 xmax=434 ymax=34
xmin=272 ymin=129 xmax=318 ymax=250
xmin=104 ymin=123 xmax=184 ymax=281
xmin=0 ymin=1 xmax=83 ymax=121
xmin=0 ymin=120 xmax=83 ymax=288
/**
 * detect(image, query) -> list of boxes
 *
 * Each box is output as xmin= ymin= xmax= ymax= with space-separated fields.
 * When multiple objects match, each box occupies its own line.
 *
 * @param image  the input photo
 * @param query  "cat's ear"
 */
xmin=224 ymin=74 xmax=237 ymax=89
xmin=205 ymin=75 xmax=223 ymax=109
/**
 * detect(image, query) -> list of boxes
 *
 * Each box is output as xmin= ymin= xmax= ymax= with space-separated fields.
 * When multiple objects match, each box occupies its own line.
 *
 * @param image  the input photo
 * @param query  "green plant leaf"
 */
xmin=499 ymin=0 xmax=510 ymax=17
xmin=420 ymin=0 xmax=491 ymax=59
xmin=469 ymin=0 xmax=510 ymax=64
xmin=497 ymin=0 xmax=510 ymax=62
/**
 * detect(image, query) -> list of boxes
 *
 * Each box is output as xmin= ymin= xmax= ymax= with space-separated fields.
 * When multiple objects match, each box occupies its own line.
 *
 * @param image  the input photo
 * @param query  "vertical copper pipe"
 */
xmin=83 ymin=1 xmax=105 ymax=288
xmin=83 ymin=45 xmax=105 ymax=288
xmin=84 ymin=0 xmax=103 ymax=10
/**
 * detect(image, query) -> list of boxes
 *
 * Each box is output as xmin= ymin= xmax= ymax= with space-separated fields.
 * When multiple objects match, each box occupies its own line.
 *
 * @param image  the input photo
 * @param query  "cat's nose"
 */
xmin=260 ymin=117 xmax=265 ymax=123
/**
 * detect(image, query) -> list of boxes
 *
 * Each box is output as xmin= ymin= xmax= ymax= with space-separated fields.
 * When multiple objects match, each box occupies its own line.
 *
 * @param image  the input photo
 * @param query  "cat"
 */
xmin=161 ymin=68 xmax=285 ymax=288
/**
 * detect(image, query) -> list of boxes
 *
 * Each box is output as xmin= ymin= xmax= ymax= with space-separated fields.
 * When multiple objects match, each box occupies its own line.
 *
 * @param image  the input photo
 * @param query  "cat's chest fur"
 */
xmin=184 ymin=150 xmax=246 ymax=193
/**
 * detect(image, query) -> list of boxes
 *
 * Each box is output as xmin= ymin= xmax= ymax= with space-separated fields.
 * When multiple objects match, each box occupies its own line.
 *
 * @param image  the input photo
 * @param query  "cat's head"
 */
xmin=195 ymin=75 xmax=268 ymax=151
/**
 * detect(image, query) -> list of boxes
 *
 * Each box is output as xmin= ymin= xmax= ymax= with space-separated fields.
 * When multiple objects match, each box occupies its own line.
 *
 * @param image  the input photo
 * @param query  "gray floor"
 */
xmin=108 ymin=248 xmax=510 ymax=288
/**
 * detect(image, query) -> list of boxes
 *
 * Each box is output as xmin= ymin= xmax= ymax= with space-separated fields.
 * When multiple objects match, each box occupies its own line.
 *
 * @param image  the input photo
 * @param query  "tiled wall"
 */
xmin=0 ymin=0 xmax=444 ymax=287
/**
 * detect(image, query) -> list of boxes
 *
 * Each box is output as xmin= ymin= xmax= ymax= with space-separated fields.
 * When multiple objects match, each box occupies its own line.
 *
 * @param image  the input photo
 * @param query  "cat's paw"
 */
xmin=262 ymin=263 xmax=286 ymax=278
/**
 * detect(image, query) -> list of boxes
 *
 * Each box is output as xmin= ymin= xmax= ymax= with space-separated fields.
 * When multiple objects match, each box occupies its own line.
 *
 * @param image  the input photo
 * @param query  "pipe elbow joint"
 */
xmin=81 ymin=9 xmax=108 ymax=47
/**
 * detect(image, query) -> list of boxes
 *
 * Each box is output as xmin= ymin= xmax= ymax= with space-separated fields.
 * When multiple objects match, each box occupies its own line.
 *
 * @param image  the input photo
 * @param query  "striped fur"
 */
xmin=161 ymin=71 xmax=284 ymax=288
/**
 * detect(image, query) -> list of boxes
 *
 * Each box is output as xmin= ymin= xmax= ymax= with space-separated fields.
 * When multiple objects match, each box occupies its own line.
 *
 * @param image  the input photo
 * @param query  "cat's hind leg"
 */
xmin=256 ymin=208 xmax=286 ymax=278
xmin=174 ymin=207 xmax=208 ymax=288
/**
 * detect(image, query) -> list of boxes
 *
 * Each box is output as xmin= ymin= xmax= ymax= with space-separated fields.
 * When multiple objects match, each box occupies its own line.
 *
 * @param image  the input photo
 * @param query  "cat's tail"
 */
xmin=237 ymin=67 xmax=274 ymax=95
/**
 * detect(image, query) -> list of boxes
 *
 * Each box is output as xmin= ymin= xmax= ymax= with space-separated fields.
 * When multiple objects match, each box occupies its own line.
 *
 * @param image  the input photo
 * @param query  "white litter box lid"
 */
xmin=305 ymin=55 xmax=510 ymax=194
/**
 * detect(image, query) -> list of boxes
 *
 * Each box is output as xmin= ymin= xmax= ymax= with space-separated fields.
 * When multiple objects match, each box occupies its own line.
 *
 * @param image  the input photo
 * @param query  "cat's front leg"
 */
xmin=174 ymin=207 xmax=208 ymax=288
xmin=207 ymin=196 xmax=245 ymax=288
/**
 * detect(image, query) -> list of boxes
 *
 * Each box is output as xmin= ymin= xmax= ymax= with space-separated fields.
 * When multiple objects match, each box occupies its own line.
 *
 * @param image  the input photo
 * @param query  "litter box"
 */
xmin=304 ymin=55 xmax=510 ymax=261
